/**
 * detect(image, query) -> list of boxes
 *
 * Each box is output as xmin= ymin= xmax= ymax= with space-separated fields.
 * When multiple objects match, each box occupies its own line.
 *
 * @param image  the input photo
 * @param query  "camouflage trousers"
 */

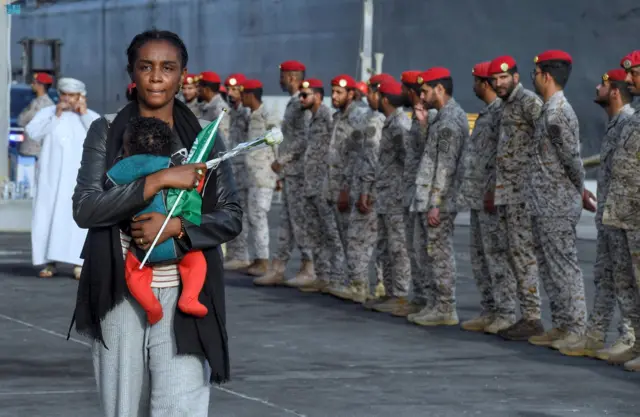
xmin=247 ymin=187 xmax=274 ymax=260
xmin=588 ymin=227 xmax=636 ymax=343
xmin=532 ymin=215 xmax=587 ymax=334
xmin=418 ymin=212 xmax=456 ymax=310
xmin=625 ymin=230 xmax=640 ymax=335
xmin=377 ymin=213 xmax=411 ymax=297
xmin=346 ymin=208 xmax=377 ymax=286
xmin=225 ymin=187 xmax=250 ymax=262
xmin=335 ymin=207 xmax=352 ymax=251
xmin=274 ymin=176 xmax=312 ymax=262
xmin=405 ymin=210 xmax=429 ymax=302
xmin=494 ymin=204 xmax=542 ymax=321
xmin=306 ymin=195 xmax=346 ymax=283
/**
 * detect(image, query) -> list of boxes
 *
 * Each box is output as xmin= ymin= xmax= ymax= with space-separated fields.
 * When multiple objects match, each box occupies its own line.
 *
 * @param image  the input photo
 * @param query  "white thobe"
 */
xmin=25 ymin=106 xmax=100 ymax=266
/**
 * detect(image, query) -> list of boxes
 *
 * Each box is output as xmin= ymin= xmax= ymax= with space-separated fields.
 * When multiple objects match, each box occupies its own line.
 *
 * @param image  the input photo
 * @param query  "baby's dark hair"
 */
xmin=126 ymin=29 xmax=188 ymax=75
xmin=124 ymin=116 xmax=173 ymax=157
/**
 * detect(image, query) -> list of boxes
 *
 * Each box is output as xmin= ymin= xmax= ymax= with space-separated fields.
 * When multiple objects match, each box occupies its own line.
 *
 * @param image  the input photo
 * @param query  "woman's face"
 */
xmin=132 ymin=40 xmax=185 ymax=109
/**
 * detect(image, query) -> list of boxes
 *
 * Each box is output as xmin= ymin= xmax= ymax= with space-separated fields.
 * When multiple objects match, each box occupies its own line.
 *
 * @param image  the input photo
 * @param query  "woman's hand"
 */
xmin=144 ymin=163 xmax=207 ymax=199
xmin=130 ymin=213 xmax=182 ymax=251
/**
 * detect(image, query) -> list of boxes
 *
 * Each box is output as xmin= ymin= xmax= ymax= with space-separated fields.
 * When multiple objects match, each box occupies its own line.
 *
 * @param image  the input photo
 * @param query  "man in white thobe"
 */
xmin=25 ymin=78 xmax=100 ymax=279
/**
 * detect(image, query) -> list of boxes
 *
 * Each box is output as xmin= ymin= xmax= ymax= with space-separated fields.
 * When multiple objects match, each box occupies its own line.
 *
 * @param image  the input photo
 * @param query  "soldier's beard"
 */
xmin=593 ymin=96 xmax=608 ymax=108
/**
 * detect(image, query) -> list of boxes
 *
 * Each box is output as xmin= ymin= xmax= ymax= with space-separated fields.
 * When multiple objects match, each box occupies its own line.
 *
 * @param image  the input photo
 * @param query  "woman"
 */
xmin=70 ymin=29 xmax=242 ymax=417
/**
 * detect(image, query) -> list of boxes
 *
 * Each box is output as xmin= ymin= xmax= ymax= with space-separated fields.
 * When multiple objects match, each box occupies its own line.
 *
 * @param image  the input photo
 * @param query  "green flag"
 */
xmin=166 ymin=114 xmax=222 ymax=226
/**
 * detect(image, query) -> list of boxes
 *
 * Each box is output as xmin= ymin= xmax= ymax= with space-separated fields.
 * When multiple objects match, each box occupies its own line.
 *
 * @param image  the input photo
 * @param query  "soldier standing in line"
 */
xmin=366 ymin=80 xmax=412 ymax=312
xmin=408 ymin=68 xmax=468 ymax=326
xmin=602 ymin=50 xmax=640 ymax=371
xmin=222 ymin=73 xmax=252 ymax=270
xmin=180 ymin=73 xmax=202 ymax=118
xmin=560 ymin=68 xmax=636 ymax=358
xmin=255 ymin=60 xmax=314 ymax=286
xmin=527 ymin=50 xmax=591 ymax=350
xmin=291 ymin=78 xmax=346 ymax=291
xmin=456 ymin=62 xmax=508 ymax=333
xmin=240 ymin=79 xmax=279 ymax=276
xmin=334 ymin=73 xmax=391 ymax=304
xmin=198 ymin=71 xmax=231 ymax=145
xmin=18 ymin=72 xmax=55 ymax=158
xmin=484 ymin=56 xmax=544 ymax=340
xmin=388 ymin=70 xmax=436 ymax=317
xmin=354 ymin=81 xmax=369 ymax=110
xmin=326 ymin=75 xmax=369 ymax=251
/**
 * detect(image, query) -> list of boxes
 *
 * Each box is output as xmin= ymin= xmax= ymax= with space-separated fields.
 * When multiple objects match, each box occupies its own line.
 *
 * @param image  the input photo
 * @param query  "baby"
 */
xmin=107 ymin=116 xmax=207 ymax=324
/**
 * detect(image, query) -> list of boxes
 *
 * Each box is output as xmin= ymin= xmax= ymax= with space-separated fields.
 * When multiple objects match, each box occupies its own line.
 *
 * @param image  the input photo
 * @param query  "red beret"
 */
xmin=534 ymin=50 xmax=572 ymax=64
xmin=242 ymin=79 xmax=263 ymax=91
xmin=355 ymin=81 xmax=368 ymax=94
xmin=301 ymin=78 xmax=323 ymax=89
xmin=224 ymin=73 xmax=246 ymax=87
xmin=417 ymin=67 xmax=451 ymax=84
xmin=621 ymin=51 xmax=640 ymax=70
xmin=401 ymin=70 xmax=422 ymax=84
xmin=472 ymin=62 xmax=491 ymax=78
xmin=219 ymin=85 xmax=227 ymax=93
xmin=183 ymin=74 xmax=198 ymax=85
xmin=488 ymin=56 xmax=517 ymax=75
xmin=33 ymin=72 xmax=53 ymax=84
xmin=279 ymin=60 xmax=306 ymax=72
xmin=331 ymin=74 xmax=357 ymax=89
xmin=200 ymin=71 xmax=221 ymax=83
xmin=368 ymin=73 xmax=395 ymax=88
xmin=378 ymin=80 xmax=403 ymax=96
xmin=603 ymin=69 xmax=627 ymax=83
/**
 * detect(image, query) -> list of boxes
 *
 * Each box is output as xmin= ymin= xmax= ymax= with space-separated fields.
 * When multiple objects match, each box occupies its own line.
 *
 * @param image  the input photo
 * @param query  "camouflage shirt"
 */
xmin=494 ymin=83 xmax=543 ymax=206
xmin=375 ymin=107 xmax=411 ymax=214
xmin=245 ymin=104 xmax=278 ymax=189
xmin=403 ymin=109 xmax=437 ymax=207
xmin=412 ymin=98 xmax=469 ymax=213
xmin=602 ymin=111 xmax=640 ymax=230
xmin=457 ymin=98 xmax=503 ymax=211
xmin=228 ymin=105 xmax=251 ymax=189
xmin=201 ymin=94 xmax=230 ymax=147
xmin=185 ymin=99 xmax=203 ymax=118
xmin=596 ymin=104 xmax=635 ymax=229
xmin=303 ymin=103 xmax=333 ymax=197
xmin=278 ymin=92 xmax=309 ymax=177
xmin=358 ymin=111 xmax=386 ymax=197
xmin=528 ymin=90 xmax=584 ymax=218
xmin=326 ymin=101 xmax=368 ymax=201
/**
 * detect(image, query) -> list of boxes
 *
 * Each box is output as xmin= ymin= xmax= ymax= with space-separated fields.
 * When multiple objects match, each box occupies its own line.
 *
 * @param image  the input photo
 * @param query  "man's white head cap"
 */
xmin=57 ymin=78 xmax=87 ymax=96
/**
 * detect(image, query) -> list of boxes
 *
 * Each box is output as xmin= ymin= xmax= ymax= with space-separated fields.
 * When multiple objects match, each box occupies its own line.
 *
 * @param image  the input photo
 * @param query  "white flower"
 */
xmin=264 ymin=128 xmax=284 ymax=146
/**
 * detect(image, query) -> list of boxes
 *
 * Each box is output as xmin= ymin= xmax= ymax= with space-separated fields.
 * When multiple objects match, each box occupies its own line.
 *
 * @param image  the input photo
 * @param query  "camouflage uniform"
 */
xmin=17 ymin=94 xmax=55 ymax=156
xmin=327 ymin=102 xmax=369 ymax=245
xmin=246 ymin=104 xmax=277 ymax=260
xmin=411 ymin=98 xmax=469 ymax=314
xmin=528 ymin=90 xmax=586 ymax=335
xmin=492 ymin=83 xmax=542 ymax=323
xmin=274 ymin=92 xmax=312 ymax=262
xmin=603 ymin=111 xmax=640 ymax=345
xmin=304 ymin=103 xmax=346 ymax=284
xmin=588 ymin=104 xmax=635 ymax=343
xmin=346 ymin=110 xmax=385 ymax=287
xmin=201 ymin=94 xmax=231 ymax=148
xmin=456 ymin=98 xmax=504 ymax=317
xmin=404 ymin=110 xmax=437 ymax=303
xmin=185 ymin=99 xmax=203 ymax=118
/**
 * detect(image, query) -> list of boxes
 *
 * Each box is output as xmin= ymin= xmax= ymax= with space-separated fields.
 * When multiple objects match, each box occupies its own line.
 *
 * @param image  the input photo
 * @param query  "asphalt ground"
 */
xmin=0 ymin=205 xmax=639 ymax=417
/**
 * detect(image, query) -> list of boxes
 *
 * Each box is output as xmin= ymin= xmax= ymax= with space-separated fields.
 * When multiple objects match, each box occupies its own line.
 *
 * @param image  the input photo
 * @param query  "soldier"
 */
xmin=389 ymin=70 xmax=436 ymax=317
xmin=560 ymin=68 xmax=636 ymax=358
xmin=198 ymin=71 xmax=231 ymax=145
xmin=222 ymin=73 xmax=252 ymax=270
xmin=255 ymin=60 xmax=314 ymax=286
xmin=326 ymin=74 xmax=369 ymax=250
xmin=456 ymin=62 xmax=507 ymax=332
xmin=602 ymin=50 xmax=640 ymax=371
xmin=525 ymin=50 xmax=590 ymax=350
xmin=408 ymin=68 xmax=468 ymax=326
xmin=354 ymin=81 xmax=369 ymax=110
xmin=181 ymin=73 xmax=202 ymax=118
xmin=292 ymin=78 xmax=346 ymax=292
xmin=484 ymin=56 xmax=544 ymax=340
xmin=240 ymin=79 xmax=278 ymax=276
xmin=18 ymin=72 xmax=55 ymax=157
